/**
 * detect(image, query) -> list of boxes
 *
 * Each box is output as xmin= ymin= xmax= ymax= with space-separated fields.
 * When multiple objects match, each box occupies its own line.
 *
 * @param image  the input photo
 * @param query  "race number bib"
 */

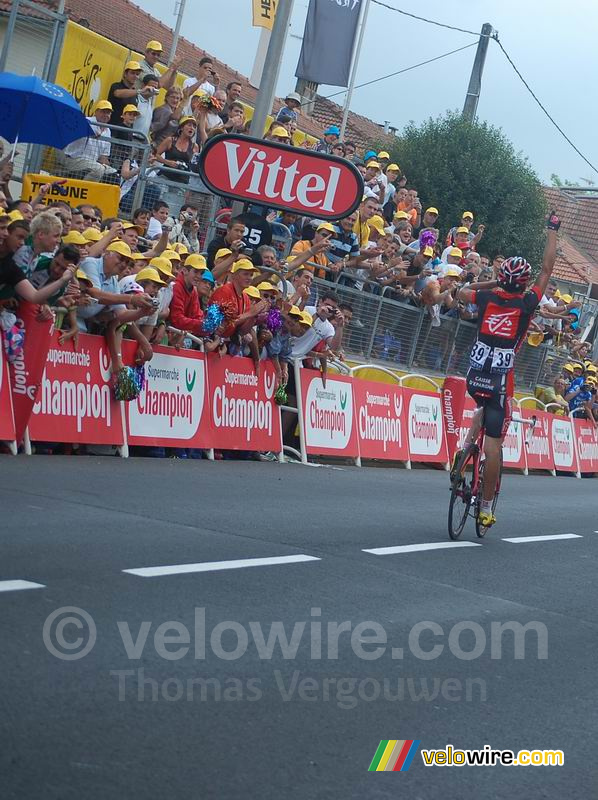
xmin=470 ymin=341 xmax=491 ymax=370
xmin=491 ymin=347 xmax=514 ymax=373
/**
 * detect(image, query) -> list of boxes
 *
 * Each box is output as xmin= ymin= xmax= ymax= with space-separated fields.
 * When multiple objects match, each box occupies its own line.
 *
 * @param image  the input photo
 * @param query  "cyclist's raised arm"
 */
xmin=534 ymin=213 xmax=560 ymax=297
xmin=457 ymin=279 xmax=497 ymax=304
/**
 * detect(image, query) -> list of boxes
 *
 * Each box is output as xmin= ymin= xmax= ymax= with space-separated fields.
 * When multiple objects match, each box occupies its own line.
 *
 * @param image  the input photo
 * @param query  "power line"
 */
xmin=494 ymin=38 xmax=598 ymax=177
xmin=322 ymin=42 xmax=477 ymax=103
xmin=370 ymin=0 xmax=487 ymax=37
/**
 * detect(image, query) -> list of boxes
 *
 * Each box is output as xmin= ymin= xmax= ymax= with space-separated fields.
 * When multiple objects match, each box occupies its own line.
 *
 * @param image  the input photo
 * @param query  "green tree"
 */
xmin=387 ymin=111 xmax=547 ymax=268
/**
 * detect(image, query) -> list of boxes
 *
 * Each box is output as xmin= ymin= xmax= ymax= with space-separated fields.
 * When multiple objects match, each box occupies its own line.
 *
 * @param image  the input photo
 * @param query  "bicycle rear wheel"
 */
xmin=448 ymin=449 xmax=474 ymax=540
xmin=475 ymin=453 xmax=503 ymax=538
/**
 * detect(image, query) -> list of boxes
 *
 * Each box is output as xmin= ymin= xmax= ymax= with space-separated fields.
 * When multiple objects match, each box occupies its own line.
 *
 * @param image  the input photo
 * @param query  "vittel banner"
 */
xmin=522 ymin=409 xmax=555 ymax=472
xmin=550 ymin=416 xmax=578 ymax=473
xmin=352 ymin=379 xmax=408 ymax=461
xmin=126 ymin=346 xmax=210 ymax=448
xmin=28 ymin=332 xmax=124 ymax=445
xmin=404 ymin=388 xmax=448 ymax=463
xmin=300 ymin=371 xmax=358 ymax=457
xmin=0 ymin=344 xmax=16 ymax=442
xmin=207 ymin=354 xmax=282 ymax=452
xmin=573 ymin=418 xmax=598 ymax=473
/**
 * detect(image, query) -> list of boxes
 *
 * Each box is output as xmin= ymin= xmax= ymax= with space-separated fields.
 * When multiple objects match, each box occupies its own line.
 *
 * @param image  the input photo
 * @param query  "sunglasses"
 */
xmin=81 ymin=213 xmax=96 ymax=222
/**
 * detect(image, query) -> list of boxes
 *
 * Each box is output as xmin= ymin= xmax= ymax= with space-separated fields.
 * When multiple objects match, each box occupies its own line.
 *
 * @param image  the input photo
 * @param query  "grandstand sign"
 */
xmin=198 ymin=134 xmax=364 ymax=219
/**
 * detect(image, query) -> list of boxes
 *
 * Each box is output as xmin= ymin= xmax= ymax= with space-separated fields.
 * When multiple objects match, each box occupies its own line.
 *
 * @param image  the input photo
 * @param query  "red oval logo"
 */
xmin=198 ymin=134 xmax=364 ymax=220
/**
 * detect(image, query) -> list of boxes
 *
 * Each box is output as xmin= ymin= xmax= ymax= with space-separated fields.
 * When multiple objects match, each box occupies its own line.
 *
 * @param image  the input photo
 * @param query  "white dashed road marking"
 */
xmin=0 ymin=580 xmax=45 ymax=593
xmin=502 ymin=534 xmax=583 ymax=544
xmin=123 ymin=554 xmax=321 ymax=578
xmin=363 ymin=542 xmax=481 ymax=555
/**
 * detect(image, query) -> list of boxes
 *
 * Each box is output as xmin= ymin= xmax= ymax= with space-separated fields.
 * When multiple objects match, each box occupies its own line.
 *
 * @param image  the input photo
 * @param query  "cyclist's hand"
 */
xmin=546 ymin=211 xmax=561 ymax=231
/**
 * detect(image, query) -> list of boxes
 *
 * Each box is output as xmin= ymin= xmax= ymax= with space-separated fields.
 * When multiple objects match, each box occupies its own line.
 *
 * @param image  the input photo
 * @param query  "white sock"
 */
xmin=481 ymin=499 xmax=493 ymax=513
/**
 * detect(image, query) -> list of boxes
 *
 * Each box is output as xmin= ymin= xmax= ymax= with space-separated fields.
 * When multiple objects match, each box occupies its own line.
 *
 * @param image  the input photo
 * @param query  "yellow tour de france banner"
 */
xmin=252 ymin=0 xmax=278 ymax=30
xmin=21 ymin=173 xmax=120 ymax=219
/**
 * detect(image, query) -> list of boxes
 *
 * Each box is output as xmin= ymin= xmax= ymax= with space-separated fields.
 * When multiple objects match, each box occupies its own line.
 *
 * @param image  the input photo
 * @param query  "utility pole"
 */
xmin=169 ymin=0 xmax=187 ymax=65
xmin=249 ymin=0 xmax=295 ymax=139
xmin=462 ymin=22 xmax=493 ymax=122
xmin=340 ymin=0 xmax=371 ymax=140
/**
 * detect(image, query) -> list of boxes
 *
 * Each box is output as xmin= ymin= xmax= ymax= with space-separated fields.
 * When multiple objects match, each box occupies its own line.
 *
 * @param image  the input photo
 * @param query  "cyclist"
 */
xmin=453 ymin=214 xmax=560 ymax=528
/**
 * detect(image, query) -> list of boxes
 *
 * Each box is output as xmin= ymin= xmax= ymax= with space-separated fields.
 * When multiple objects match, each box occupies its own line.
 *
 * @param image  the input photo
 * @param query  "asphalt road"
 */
xmin=1 ymin=456 xmax=596 ymax=799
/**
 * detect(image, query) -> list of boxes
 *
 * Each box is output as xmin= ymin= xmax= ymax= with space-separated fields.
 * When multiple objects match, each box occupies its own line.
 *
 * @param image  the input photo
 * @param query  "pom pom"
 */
xmin=420 ymin=229 xmax=437 ymax=247
xmin=1 ymin=323 xmax=25 ymax=363
xmin=133 ymin=364 xmax=145 ymax=393
xmin=202 ymin=302 xmax=225 ymax=334
xmin=219 ymin=300 xmax=238 ymax=322
xmin=267 ymin=307 xmax=283 ymax=334
xmin=275 ymin=384 xmax=288 ymax=406
xmin=114 ymin=366 xmax=142 ymax=402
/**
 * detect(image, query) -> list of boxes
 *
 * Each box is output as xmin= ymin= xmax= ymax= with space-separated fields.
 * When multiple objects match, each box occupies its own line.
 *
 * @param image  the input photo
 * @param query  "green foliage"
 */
xmin=387 ymin=111 xmax=547 ymax=268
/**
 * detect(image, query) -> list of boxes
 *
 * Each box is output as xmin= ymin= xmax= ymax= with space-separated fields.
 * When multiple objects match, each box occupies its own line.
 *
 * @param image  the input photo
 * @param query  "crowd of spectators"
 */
xmin=0 ymin=40 xmax=597 ymax=459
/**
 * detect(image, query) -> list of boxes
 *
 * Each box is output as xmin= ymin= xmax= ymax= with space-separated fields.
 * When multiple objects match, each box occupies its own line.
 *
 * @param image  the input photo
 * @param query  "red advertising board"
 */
xmin=28 ymin=331 xmax=124 ymax=445
xmin=352 ymin=379 xmax=409 ymax=461
xmin=550 ymin=415 xmax=578 ymax=474
xmin=521 ymin=409 xmax=555 ymax=472
xmin=501 ymin=411 xmax=527 ymax=471
xmin=403 ymin=387 xmax=449 ymax=464
xmin=442 ymin=376 xmax=473 ymax=460
xmin=573 ymin=418 xmax=598 ymax=473
xmin=198 ymin=134 xmax=363 ymax=220
xmin=206 ymin=354 xmax=282 ymax=452
xmin=0 ymin=344 xmax=16 ymax=442
xmin=125 ymin=345 xmax=212 ymax=449
xmin=9 ymin=301 xmax=53 ymax=441
xmin=299 ymin=369 xmax=359 ymax=458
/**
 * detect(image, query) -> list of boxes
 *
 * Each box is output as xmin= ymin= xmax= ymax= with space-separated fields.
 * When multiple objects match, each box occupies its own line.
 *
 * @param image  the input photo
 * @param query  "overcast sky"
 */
xmin=138 ymin=0 xmax=596 ymax=184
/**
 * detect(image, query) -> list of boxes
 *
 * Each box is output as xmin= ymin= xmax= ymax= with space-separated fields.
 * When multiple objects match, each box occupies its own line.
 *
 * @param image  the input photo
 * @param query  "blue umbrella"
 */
xmin=0 ymin=72 xmax=93 ymax=150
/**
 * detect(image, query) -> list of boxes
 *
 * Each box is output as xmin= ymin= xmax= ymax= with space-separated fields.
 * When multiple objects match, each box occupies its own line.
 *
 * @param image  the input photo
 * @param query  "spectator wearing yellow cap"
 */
xmin=269 ymin=125 xmax=292 ymax=144
xmin=290 ymin=222 xmax=336 ymax=280
xmin=168 ymin=204 xmax=200 ymax=254
xmin=212 ymin=258 xmax=267 ymax=342
xmin=383 ymin=162 xmax=401 ymax=205
xmin=138 ymin=40 xmax=180 ymax=91
xmin=107 ymin=62 xmax=143 ymax=125
xmin=445 ymin=212 xmax=485 ymax=251
xmin=59 ymin=100 xmax=117 ymax=181
xmin=353 ymin=195 xmax=380 ymax=249
xmin=362 ymin=161 xmax=385 ymax=205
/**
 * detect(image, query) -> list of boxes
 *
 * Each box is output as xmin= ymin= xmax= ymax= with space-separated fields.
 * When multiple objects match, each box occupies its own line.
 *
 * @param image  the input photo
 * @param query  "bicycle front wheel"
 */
xmin=448 ymin=477 xmax=472 ymax=540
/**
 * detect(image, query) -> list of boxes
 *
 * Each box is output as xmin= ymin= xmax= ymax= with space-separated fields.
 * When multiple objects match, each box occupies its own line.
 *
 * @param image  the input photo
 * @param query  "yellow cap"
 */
xmin=122 ymin=104 xmax=140 ymax=115
xmin=271 ymin=125 xmax=291 ymax=138
xmin=377 ymin=151 xmax=390 ymax=159
xmin=131 ymin=252 xmax=148 ymax=261
xmin=82 ymin=227 xmax=102 ymax=242
xmin=386 ymin=163 xmax=400 ymax=172
xmin=231 ymin=258 xmax=257 ymax=273
xmin=75 ymin=269 xmax=93 ymax=283
xmin=563 ymin=363 xmax=575 ymax=373
xmin=94 ymin=100 xmax=113 ymax=112
xmin=172 ymin=243 xmax=189 ymax=254
xmin=444 ymin=267 xmax=462 ymax=277
xmin=148 ymin=257 xmax=173 ymax=277
xmin=7 ymin=210 xmax=24 ymax=221
xmin=146 ymin=40 xmax=163 ymax=51
xmin=426 ymin=207 xmax=439 ymax=215
xmin=586 ymin=364 xmax=597 ymax=373
xmin=456 ymin=226 xmax=469 ymax=234
xmin=288 ymin=305 xmax=303 ymax=318
xmin=122 ymin=221 xmax=144 ymax=234
xmin=368 ymin=215 xmax=387 ymax=236
xmin=317 ymin=222 xmax=335 ymax=234
xmin=135 ymin=267 xmax=167 ymax=286
xmin=560 ymin=293 xmax=573 ymax=303
xmin=192 ymin=89 xmax=208 ymax=98
xmin=62 ymin=231 xmax=88 ymax=246
xmin=393 ymin=211 xmax=410 ymax=220
xmin=449 ymin=248 xmax=463 ymax=258
xmin=161 ymin=249 xmax=181 ymax=262
xmin=184 ymin=254 xmax=207 ymax=271
xmin=243 ymin=286 xmax=261 ymax=299
xmin=257 ymin=281 xmax=279 ymax=293
xmin=527 ymin=332 xmax=545 ymax=347
xmin=179 ymin=116 xmax=197 ymax=127
xmin=462 ymin=211 xmax=474 ymax=219
xmin=124 ymin=60 xmax=142 ymax=72
xmin=423 ymin=246 xmax=434 ymax=258
xmin=215 ymin=248 xmax=233 ymax=260
xmin=106 ymin=241 xmax=133 ymax=258
xmin=300 ymin=310 xmax=313 ymax=326
xmin=366 ymin=161 xmax=380 ymax=169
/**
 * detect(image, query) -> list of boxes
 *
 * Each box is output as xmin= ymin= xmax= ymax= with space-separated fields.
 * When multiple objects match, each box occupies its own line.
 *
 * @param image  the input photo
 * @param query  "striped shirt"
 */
xmin=328 ymin=224 xmax=360 ymax=264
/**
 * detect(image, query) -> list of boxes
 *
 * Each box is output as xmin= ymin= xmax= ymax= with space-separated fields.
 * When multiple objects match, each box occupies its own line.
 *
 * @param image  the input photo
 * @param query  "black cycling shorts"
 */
xmin=466 ymin=369 xmax=514 ymax=439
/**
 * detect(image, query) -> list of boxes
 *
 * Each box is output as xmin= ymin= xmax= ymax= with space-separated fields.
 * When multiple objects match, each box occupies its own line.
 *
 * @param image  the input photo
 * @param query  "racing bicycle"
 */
xmin=448 ymin=411 xmax=535 ymax=540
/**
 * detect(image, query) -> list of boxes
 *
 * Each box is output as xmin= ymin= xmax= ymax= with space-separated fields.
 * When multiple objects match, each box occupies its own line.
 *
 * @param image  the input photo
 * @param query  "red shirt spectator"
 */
xmin=169 ymin=255 xmax=207 ymax=336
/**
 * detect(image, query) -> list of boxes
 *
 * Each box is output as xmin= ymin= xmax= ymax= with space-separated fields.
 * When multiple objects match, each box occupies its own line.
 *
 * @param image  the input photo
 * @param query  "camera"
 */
xmin=243 ymin=247 xmax=254 ymax=257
